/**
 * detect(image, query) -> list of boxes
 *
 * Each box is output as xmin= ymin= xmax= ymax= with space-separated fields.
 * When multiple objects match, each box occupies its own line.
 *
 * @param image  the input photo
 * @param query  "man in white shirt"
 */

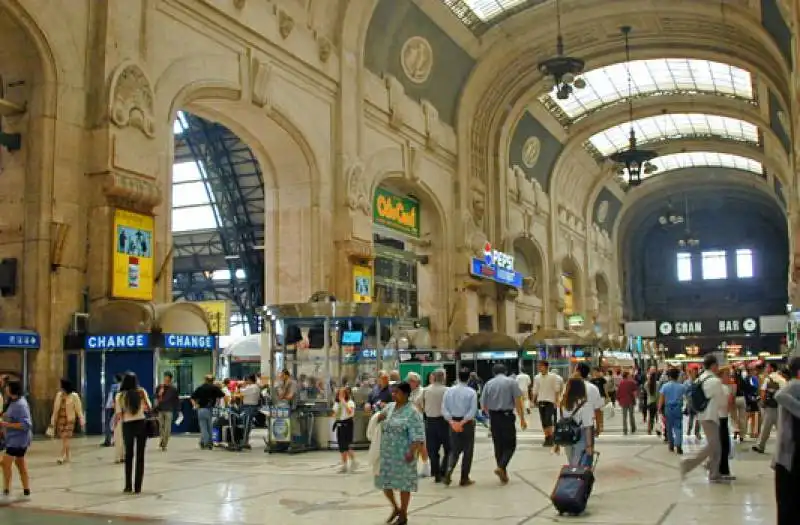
xmin=576 ymin=363 xmax=604 ymax=436
xmin=680 ymin=354 xmax=724 ymax=482
xmin=516 ymin=369 xmax=532 ymax=415
xmin=532 ymin=360 xmax=564 ymax=446
xmin=753 ymin=362 xmax=788 ymax=453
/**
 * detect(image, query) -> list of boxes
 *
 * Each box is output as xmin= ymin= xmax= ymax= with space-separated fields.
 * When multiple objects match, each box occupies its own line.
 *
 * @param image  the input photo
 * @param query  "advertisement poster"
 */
xmin=561 ymin=274 xmax=574 ymax=315
xmin=352 ymin=265 xmax=373 ymax=303
xmin=372 ymin=187 xmax=420 ymax=237
xmin=193 ymin=300 xmax=231 ymax=335
xmin=112 ymin=209 xmax=155 ymax=301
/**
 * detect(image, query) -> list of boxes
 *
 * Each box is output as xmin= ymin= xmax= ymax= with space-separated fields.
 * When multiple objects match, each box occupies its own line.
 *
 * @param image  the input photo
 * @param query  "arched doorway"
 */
xmin=512 ymin=237 xmax=546 ymax=333
xmin=561 ymin=256 xmax=583 ymax=329
xmin=371 ymin=178 xmax=445 ymax=343
xmin=594 ymin=272 xmax=610 ymax=332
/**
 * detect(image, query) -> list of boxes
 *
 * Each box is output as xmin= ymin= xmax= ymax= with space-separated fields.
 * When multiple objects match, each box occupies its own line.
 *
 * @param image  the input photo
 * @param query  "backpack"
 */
xmin=687 ymin=376 xmax=710 ymax=413
xmin=553 ymin=400 xmax=587 ymax=446
xmin=764 ymin=377 xmax=781 ymax=408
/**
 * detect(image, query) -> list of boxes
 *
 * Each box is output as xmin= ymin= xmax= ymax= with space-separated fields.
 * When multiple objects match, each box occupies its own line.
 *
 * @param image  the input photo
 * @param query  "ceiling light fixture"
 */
xmin=610 ymin=26 xmax=657 ymax=187
xmin=537 ymin=0 xmax=585 ymax=100
xmin=677 ymin=194 xmax=699 ymax=248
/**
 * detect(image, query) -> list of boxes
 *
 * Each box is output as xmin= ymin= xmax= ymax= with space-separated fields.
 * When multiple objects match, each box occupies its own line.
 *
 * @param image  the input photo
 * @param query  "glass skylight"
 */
xmin=588 ymin=113 xmax=760 ymax=157
xmin=544 ymin=59 xmax=754 ymax=121
xmin=171 ymin=161 xmax=219 ymax=233
xmin=441 ymin=0 xmax=542 ymax=29
xmin=650 ymin=152 xmax=763 ymax=176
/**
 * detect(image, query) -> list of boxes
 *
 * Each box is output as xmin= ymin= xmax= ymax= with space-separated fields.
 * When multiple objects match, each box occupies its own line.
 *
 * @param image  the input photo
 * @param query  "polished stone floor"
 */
xmin=0 ymin=412 xmax=779 ymax=524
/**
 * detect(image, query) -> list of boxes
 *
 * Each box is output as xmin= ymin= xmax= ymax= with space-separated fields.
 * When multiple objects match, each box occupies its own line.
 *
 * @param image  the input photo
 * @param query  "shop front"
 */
xmin=0 ymin=330 xmax=41 ymax=393
xmin=653 ymin=316 xmax=779 ymax=358
xmin=466 ymin=242 xmax=524 ymax=333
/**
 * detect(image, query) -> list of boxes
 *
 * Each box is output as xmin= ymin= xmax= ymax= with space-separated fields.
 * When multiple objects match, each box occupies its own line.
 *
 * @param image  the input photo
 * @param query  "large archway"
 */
xmin=512 ymin=236 xmax=546 ymax=332
xmin=560 ymin=255 xmax=584 ymax=330
xmin=371 ymin=176 xmax=447 ymax=346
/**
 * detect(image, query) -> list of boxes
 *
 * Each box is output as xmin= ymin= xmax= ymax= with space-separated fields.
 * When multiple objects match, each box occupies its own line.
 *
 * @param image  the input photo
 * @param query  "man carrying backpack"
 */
xmin=752 ymin=362 xmax=787 ymax=454
xmin=680 ymin=354 xmax=725 ymax=482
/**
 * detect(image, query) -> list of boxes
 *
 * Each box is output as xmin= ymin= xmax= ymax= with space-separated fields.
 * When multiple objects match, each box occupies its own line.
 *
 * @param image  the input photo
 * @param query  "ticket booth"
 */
xmin=0 ymin=330 xmax=41 ymax=394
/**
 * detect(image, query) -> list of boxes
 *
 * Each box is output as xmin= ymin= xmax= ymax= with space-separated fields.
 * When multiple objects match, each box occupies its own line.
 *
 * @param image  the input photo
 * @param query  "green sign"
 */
xmin=567 ymin=314 xmax=585 ymax=328
xmin=373 ymin=188 xmax=420 ymax=237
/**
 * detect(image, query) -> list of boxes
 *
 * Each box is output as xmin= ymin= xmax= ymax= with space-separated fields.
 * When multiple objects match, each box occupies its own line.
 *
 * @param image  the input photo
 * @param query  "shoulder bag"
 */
xmin=553 ymin=400 xmax=587 ymax=446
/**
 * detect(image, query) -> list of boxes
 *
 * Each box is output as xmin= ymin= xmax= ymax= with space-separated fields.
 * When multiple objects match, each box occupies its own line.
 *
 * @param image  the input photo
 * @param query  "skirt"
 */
xmin=56 ymin=402 xmax=74 ymax=439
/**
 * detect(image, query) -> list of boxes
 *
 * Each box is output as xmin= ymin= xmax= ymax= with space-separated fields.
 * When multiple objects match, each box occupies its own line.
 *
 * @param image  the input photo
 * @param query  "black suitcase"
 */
xmin=550 ymin=452 xmax=599 ymax=516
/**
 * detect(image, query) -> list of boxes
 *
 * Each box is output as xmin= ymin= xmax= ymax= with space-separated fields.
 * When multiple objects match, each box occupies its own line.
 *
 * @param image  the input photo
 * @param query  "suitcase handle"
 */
xmin=580 ymin=451 xmax=600 ymax=470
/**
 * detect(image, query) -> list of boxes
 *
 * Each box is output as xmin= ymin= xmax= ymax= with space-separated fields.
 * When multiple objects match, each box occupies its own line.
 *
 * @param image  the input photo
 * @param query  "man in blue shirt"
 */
xmin=442 ymin=368 xmax=477 ymax=486
xmin=658 ymin=368 xmax=687 ymax=454
xmin=103 ymin=374 xmax=122 ymax=447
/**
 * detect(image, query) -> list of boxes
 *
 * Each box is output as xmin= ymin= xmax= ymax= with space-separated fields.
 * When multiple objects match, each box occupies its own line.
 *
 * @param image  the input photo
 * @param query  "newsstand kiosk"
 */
xmin=0 ymin=330 xmax=41 ymax=394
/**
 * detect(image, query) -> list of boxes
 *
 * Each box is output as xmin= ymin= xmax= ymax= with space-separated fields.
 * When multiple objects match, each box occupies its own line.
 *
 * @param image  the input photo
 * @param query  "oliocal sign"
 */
xmin=373 ymin=188 xmax=420 ymax=238
xmin=657 ymin=318 xmax=759 ymax=337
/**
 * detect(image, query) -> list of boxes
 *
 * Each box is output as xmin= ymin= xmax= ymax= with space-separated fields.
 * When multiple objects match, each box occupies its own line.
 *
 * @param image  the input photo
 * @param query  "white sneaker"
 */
xmin=337 ymin=464 xmax=348 ymax=474
xmin=350 ymin=459 xmax=359 ymax=472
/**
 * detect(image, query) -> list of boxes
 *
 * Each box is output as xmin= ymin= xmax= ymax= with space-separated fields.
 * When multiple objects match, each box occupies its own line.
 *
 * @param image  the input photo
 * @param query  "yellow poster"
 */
xmin=193 ymin=300 xmax=231 ymax=335
xmin=561 ymin=274 xmax=574 ymax=315
xmin=352 ymin=265 xmax=373 ymax=303
xmin=111 ymin=209 xmax=155 ymax=301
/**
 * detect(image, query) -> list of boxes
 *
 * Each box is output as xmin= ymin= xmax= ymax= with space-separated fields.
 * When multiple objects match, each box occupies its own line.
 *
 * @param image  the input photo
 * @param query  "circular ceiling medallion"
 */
xmin=521 ymin=136 xmax=541 ymax=168
xmin=401 ymin=36 xmax=433 ymax=84
xmin=596 ymin=200 xmax=609 ymax=224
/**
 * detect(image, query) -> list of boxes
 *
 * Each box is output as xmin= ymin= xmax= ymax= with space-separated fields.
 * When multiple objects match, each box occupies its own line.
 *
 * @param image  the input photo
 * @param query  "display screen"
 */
xmin=340 ymin=330 xmax=364 ymax=345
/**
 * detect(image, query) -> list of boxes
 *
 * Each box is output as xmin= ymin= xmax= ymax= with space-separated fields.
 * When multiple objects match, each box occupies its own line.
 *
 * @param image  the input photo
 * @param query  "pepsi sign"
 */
xmin=483 ymin=242 xmax=515 ymax=271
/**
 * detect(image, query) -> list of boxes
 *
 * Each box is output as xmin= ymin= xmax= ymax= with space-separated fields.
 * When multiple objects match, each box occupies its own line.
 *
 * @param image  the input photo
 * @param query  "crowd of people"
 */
xmin=1 ymin=356 xmax=799 ymax=523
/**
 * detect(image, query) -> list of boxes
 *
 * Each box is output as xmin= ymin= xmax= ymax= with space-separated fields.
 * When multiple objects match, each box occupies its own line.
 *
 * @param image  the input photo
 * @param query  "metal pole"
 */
xmin=22 ymin=349 xmax=28 ymax=395
xmin=100 ymin=350 xmax=107 ymax=437
xmin=323 ymin=317 xmax=331 ymax=408
xmin=376 ymin=318 xmax=383 ymax=371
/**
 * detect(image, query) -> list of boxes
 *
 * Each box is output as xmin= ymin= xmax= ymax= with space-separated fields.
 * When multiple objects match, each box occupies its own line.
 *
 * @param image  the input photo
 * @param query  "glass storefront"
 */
xmin=373 ymin=235 xmax=418 ymax=317
xmin=157 ymin=351 xmax=213 ymax=396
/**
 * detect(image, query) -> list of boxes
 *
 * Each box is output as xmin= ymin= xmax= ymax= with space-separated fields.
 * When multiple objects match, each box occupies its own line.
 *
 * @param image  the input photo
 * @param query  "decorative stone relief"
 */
xmin=404 ymin=143 xmax=422 ymax=183
xmin=101 ymin=172 xmax=162 ymax=212
xmin=521 ymin=136 xmax=541 ymax=168
xmin=385 ymin=75 xmax=406 ymax=129
xmin=276 ymin=8 xmax=294 ymax=39
xmin=344 ymin=158 xmax=371 ymax=215
xmin=108 ymin=61 xmax=155 ymax=139
xmin=400 ymin=36 xmax=433 ymax=84
xmin=463 ymin=182 xmax=488 ymax=258
xmin=596 ymin=200 xmax=609 ymax=224
xmin=420 ymin=99 xmax=441 ymax=149
xmin=317 ymin=37 xmax=333 ymax=63
xmin=522 ymin=275 xmax=538 ymax=296
xmin=251 ymin=59 xmax=274 ymax=112
xmin=507 ymin=167 xmax=519 ymax=201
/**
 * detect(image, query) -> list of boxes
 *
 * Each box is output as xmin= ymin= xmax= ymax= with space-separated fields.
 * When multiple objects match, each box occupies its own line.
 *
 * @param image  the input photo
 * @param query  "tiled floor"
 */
xmin=0 ymin=413 xmax=780 ymax=524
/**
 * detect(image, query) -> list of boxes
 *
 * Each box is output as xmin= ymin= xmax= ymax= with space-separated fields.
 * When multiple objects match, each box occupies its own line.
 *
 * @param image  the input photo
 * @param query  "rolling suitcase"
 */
xmin=550 ymin=452 xmax=599 ymax=516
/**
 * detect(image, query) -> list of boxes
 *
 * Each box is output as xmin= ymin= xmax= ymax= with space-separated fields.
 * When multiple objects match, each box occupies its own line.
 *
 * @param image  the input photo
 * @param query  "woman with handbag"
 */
xmin=554 ymin=378 xmax=594 ymax=467
xmin=115 ymin=373 xmax=152 ymax=494
xmin=48 ymin=379 xmax=84 ymax=465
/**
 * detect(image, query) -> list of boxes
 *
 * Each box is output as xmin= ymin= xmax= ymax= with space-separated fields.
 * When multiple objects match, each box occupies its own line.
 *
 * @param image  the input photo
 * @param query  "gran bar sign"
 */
xmin=373 ymin=188 xmax=420 ymax=237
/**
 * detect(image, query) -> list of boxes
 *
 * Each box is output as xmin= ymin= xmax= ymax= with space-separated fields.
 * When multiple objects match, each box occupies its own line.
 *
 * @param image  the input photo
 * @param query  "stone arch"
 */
xmin=559 ymin=254 xmax=584 ymax=325
xmin=509 ymin=236 xmax=548 ymax=332
xmin=593 ymin=271 xmax=611 ymax=330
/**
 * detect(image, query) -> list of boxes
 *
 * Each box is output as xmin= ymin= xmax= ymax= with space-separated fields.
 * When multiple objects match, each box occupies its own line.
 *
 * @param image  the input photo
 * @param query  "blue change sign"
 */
xmin=470 ymin=258 xmax=523 ymax=288
xmin=163 ymin=333 xmax=215 ymax=350
xmin=0 ymin=331 xmax=40 ymax=349
xmin=85 ymin=334 xmax=150 ymax=351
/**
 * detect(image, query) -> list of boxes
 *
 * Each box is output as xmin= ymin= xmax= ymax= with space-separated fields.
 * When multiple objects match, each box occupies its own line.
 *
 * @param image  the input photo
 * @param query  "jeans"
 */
xmin=158 ymin=411 xmax=173 ymax=449
xmin=681 ymin=419 xmax=721 ymax=479
xmin=757 ymin=407 xmax=778 ymax=450
xmin=104 ymin=408 xmax=115 ymax=445
xmin=564 ymin=427 xmax=593 ymax=467
xmin=664 ymin=404 xmax=683 ymax=448
xmin=242 ymin=405 xmax=258 ymax=446
xmin=197 ymin=408 xmax=213 ymax=448
xmin=646 ymin=403 xmax=658 ymax=433
xmin=687 ymin=409 xmax=702 ymax=437
xmin=621 ymin=405 xmax=636 ymax=434
xmin=122 ymin=419 xmax=147 ymax=492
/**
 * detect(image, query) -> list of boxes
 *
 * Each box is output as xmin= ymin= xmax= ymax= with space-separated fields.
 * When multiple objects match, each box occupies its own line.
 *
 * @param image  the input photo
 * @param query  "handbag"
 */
xmin=145 ymin=415 xmax=160 ymax=438
xmin=553 ymin=400 xmax=587 ymax=446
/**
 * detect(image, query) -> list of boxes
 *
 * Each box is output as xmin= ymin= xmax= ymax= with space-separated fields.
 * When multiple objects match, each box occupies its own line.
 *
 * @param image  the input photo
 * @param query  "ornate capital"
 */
xmin=108 ymin=61 xmax=156 ymax=139
xmin=101 ymin=171 xmax=162 ymax=213
xmin=335 ymin=238 xmax=374 ymax=262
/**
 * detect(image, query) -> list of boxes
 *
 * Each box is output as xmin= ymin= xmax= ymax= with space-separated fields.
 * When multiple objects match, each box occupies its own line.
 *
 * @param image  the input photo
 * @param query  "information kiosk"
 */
xmin=0 ymin=330 xmax=41 ymax=393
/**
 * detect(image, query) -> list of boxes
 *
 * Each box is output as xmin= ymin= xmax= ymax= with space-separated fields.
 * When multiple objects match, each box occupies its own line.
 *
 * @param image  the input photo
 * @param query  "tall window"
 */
xmin=676 ymin=252 xmax=692 ymax=282
xmin=701 ymin=250 xmax=727 ymax=280
xmin=736 ymin=248 xmax=754 ymax=278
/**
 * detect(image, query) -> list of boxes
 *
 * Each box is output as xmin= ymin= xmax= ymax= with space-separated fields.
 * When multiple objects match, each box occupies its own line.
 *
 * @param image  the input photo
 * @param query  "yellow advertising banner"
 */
xmin=193 ymin=300 xmax=231 ymax=335
xmin=352 ymin=265 xmax=373 ymax=303
xmin=111 ymin=209 xmax=155 ymax=301
xmin=561 ymin=274 xmax=574 ymax=315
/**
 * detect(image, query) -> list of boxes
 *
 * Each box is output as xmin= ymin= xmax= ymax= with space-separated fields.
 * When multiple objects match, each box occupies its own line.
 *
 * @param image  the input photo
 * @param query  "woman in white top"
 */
xmin=558 ymin=378 xmax=595 ymax=467
xmin=115 ymin=372 xmax=151 ymax=494
xmin=332 ymin=387 xmax=357 ymax=473
xmin=49 ymin=379 xmax=84 ymax=465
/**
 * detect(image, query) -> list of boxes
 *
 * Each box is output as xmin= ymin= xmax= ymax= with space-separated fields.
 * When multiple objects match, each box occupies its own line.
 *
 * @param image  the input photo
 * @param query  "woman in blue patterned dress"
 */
xmin=375 ymin=381 xmax=425 ymax=525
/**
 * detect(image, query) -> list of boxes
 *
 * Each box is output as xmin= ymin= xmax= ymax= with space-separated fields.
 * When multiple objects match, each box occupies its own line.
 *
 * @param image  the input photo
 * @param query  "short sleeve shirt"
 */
xmin=659 ymin=381 xmax=686 ymax=406
xmin=584 ymin=381 xmax=604 ymax=411
xmin=481 ymin=375 xmax=522 ymax=411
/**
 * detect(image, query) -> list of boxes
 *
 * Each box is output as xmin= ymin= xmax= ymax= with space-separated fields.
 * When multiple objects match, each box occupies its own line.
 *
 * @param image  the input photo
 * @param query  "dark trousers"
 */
xmin=448 ymin=420 xmax=475 ymax=481
xmin=425 ymin=417 xmax=450 ymax=480
xmin=775 ymin=464 xmax=800 ymax=525
xmin=718 ymin=417 xmax=730 ymax=476
xmin=122 ymin=419 xmax=147 ymax=492
xmin=104 ymin=408 xmax=115 ymax=445
xmin=489 ymin=410 xmax=517 ymax=470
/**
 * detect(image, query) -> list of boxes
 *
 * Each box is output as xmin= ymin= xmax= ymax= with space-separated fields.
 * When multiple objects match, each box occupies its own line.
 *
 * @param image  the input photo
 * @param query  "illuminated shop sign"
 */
xmin=85 ymin=334 xmax=150 ymax=351
xmin=657 ymin=318 xmax=759 ymax=337
xmin=373 ymin=188 xmax=420 ymax=237
xmin=163 ymin=334 xmax=216 ymax=350
xmin=469 ymin=242 xmax=523 ymax=288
